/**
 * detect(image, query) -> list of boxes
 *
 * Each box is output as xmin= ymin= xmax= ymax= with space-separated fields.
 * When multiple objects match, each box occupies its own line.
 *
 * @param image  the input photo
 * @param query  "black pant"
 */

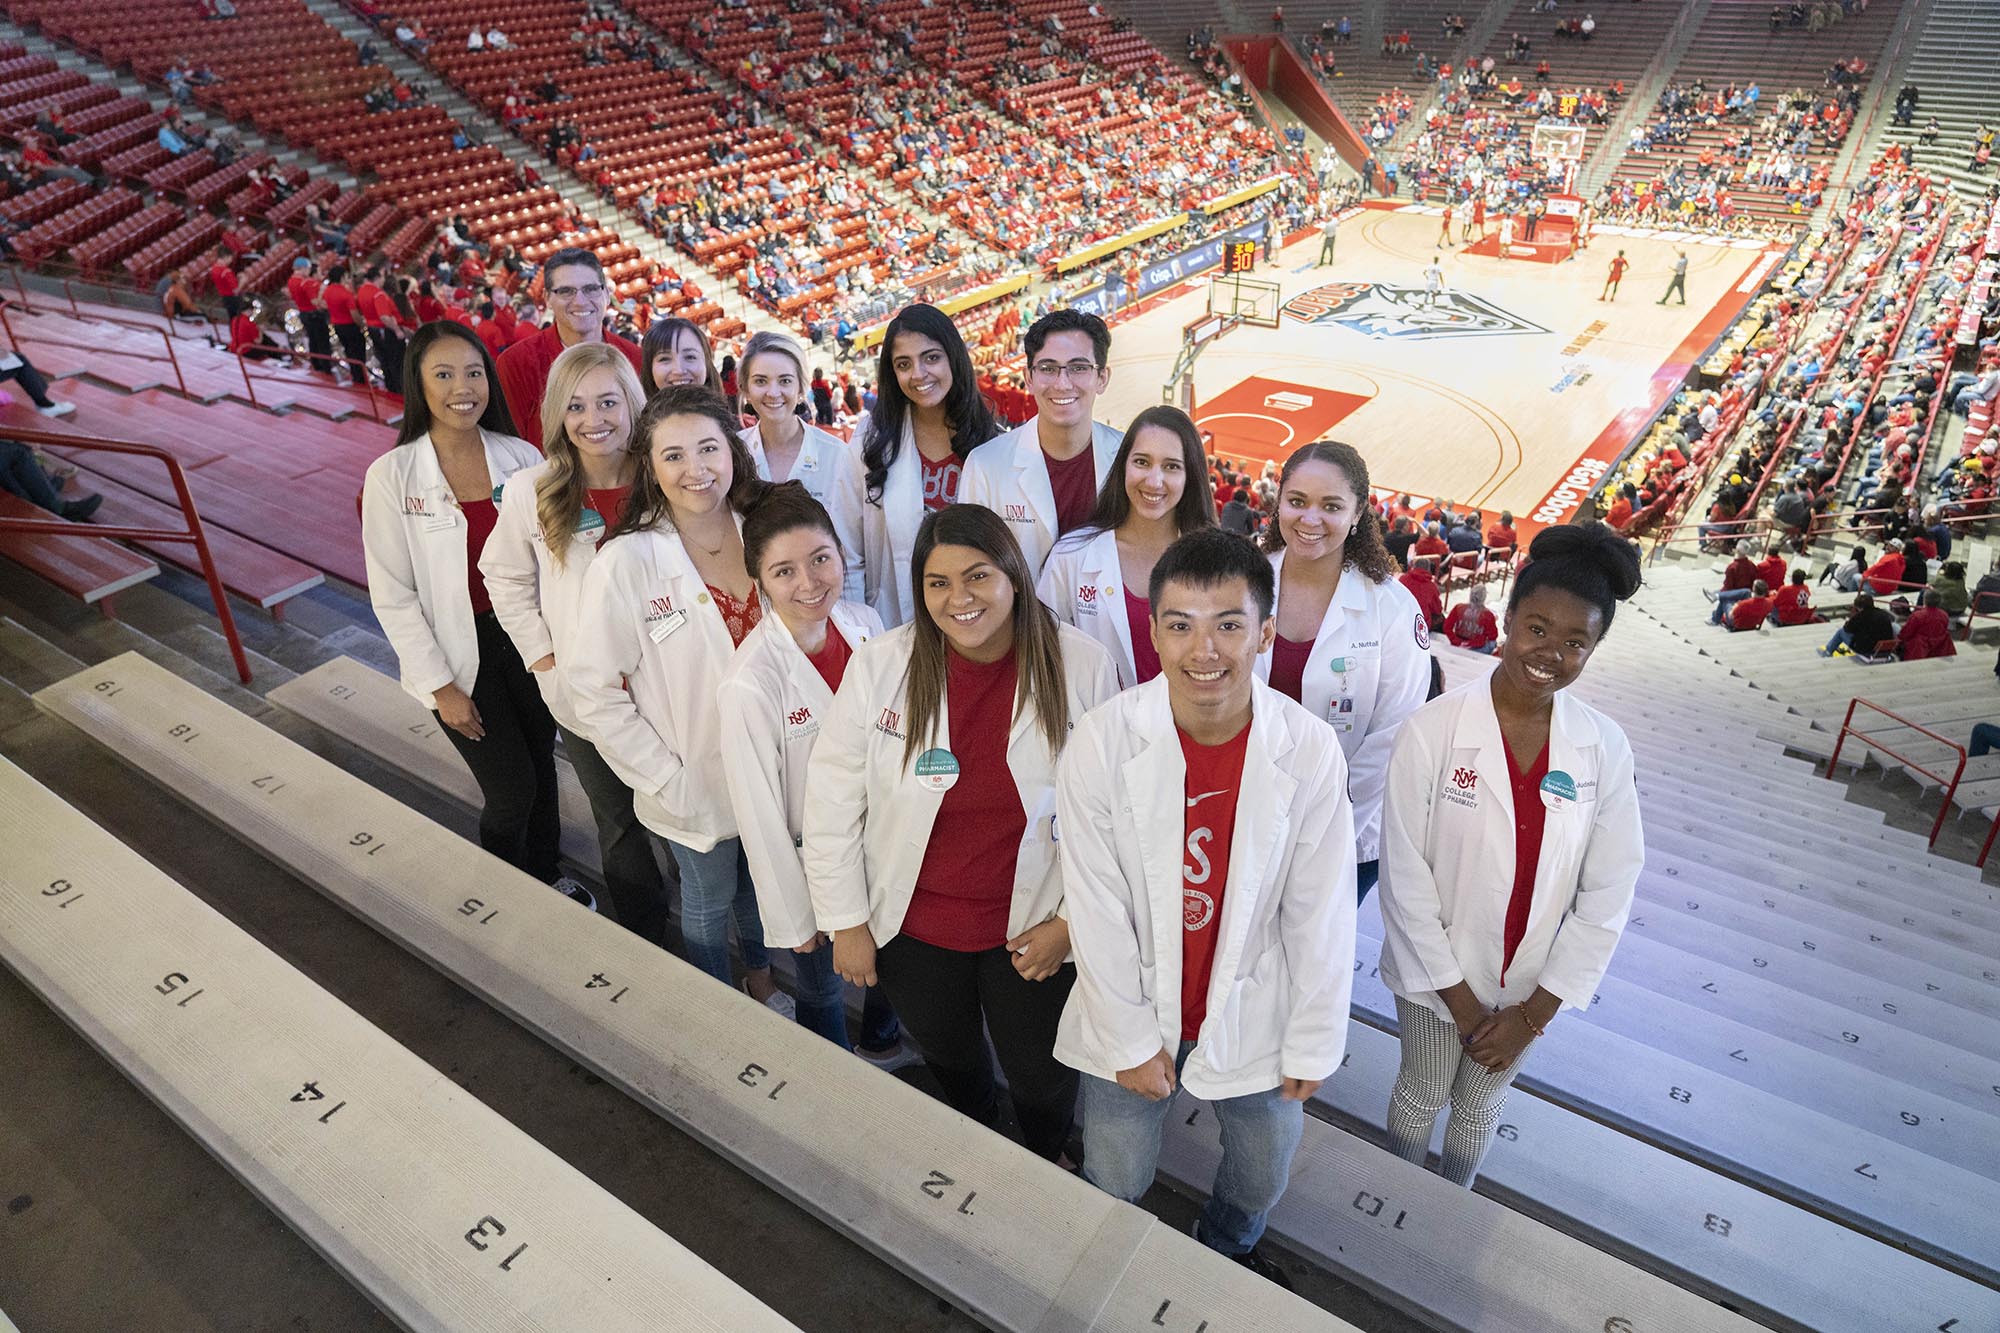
xmin=300 ymin=309 xmax=333 ymax=373
xmin=369 ymin=326 xmax=406 ymax=397
xmin=332 ymin=320 xmax=368 ymax=381
xmin=437 ymin=613 xmax=561 ymax=882
xmin=0 ymin=355 xmax=57 ymax=408
xmin=874 ymin=934 xmax=1077 ymax=1160
xmin=564 ymin=728 xmax=674 ymax=945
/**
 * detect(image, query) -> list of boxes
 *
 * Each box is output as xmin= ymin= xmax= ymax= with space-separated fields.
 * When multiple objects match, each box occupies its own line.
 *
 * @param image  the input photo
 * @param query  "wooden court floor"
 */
xmin=1099 ymin=205 xmax=1788 ymax=531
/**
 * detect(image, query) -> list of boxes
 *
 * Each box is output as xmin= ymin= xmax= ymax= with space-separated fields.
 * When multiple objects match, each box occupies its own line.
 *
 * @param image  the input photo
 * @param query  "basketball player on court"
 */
xmin=1423 ymin=255 xmax=1445 ymax=307
xmin=1497 ymin=214 xmax=1515 ymax=260
xmin=1600 ymin=250 xmax=1630 ymax=302
xmin=1464 ymin=195 xmax=1486 ymax=243
xmin=1437 ymin=202 xmax=1454 ymax=248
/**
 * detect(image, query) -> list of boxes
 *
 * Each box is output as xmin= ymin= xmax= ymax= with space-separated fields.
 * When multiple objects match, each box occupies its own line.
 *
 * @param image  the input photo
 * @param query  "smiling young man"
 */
xmin=497 ymin=247 xmax=644 ymax=450
xmin=959 ymin=309 xmax=1123 ymax=574
xmin=1054 ymin=528 xmax=1357 ymax=1287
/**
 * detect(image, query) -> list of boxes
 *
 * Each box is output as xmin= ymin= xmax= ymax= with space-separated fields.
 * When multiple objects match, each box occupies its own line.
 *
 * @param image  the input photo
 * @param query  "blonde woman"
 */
xmin=738 ymin=330 xmax=866 ymax=603
xmin=481 ymin=341 xmax=675 ymax=943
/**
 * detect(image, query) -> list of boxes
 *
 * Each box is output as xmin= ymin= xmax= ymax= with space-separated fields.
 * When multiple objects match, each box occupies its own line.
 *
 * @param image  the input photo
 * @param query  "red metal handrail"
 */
xmin=1824 ymin=698 xmax=1966 ymax=848
xmin=0 ymin=291 xmax=190 ymax=396
xmin=0 ymin=422 xmax=251 ymax=684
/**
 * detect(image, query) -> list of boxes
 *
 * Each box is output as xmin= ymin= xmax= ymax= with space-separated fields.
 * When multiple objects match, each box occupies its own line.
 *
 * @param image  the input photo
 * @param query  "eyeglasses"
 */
xmin=1030 ymin=359 xmax=1101 ymax=384
xmin=550 ymin=282 xmax=606 ymax=301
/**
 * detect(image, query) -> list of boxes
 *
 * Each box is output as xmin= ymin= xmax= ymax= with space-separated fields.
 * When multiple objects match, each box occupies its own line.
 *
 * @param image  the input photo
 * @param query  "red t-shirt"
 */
xmin=1500 ymin=740 xmax=1550 ymax=985
xmin=804 ymin=623 xmax=853 ymax=694
xmin=476 ymin=319 xmax=507 ymax=358
xmin=899 ymin=649 xmax=1027 ymax=952
xmin=1043 ymin=446 xmax=1098 ymax=537
xmin=324 ymin=282 xmax=359 ymax=326
xmin=287 ymin=274 xmax=321 ymax=312
xmin=227 ymin=313 xmax=262 ymax=355
xmin=461 ymin=498 xmax=500 ymax=616
xmin=210 ymin=264 xmax=239 ymax=298
xmin=920 ymin=449 xmax=961 ymax=510
xmin=1728 ymin=594 xmax=1774 ymax=630
xmin=1180 ymin=721 xmax=1251 ymax=1040
xmin=584 ymin=485 xmax=630 ymax=534
xmin=1267 ymin=632 xmax=1313 ymax=703
xmin=355 ymin=282 xmax=388 ymax=329
xmin=1124 ymin=586 xmax=1161 ymax=684
xmin=1772 ymin=583 xmax=1814 ymax=626
xmin=1755 ymin=554 xmax=1787 ymax=590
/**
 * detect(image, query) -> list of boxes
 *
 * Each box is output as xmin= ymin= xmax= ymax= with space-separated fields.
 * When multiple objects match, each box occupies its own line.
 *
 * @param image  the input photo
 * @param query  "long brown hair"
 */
xmin=903 ymin=504 xmax=1070 ymax=768
xmin=1075 ymin=404 xmax=1216 ymax=539
xmin=607 ymin=385 xmax=770 ymax=542
xmin=535 ymin=342 xmax=645 ymax=567
xmin=1259 ymin=439 xmax=1398 ymax=584
xmin=639 ymin=315 xmax=722 ymax=396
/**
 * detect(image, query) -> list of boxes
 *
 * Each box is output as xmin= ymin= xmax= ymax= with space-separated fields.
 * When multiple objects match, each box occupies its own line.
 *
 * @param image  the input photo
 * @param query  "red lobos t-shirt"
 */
xmin=1179 ymin=721 xmax=1252 ymax=1041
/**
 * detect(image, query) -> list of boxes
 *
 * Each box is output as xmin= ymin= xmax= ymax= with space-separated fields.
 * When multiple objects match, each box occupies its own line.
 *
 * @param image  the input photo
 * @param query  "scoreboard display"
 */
xmin=1223 ymin=240 xmax=1258 ymax=275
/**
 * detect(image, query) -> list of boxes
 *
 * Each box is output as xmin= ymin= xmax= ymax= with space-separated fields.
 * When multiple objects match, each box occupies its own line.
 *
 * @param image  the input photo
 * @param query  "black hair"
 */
xmin=1149 ymin=528 xmax=1275 ymax=622
xmin=862 ymin=303 xmax=999 ymax=500
xmin=223 ymin=294 xmax=246 ymax=318
xmin=1024 ymin=307 xmax=1110 ymax=367
xmin=742 ymin=480 xmax=838 ymax=583
xmin=1506 ymin=522 xmax=1643 ymax=634
xmin=1258 ymin=439 xmax=1399 ymax=583
xmin=639 ymin=315 xmax=722 ymax=396
xmin=394 ymin=320 xmax=518 ymax=447
xmin=544 ymin=246 xmax=603 ymax=279
xmin=1075 ymin=405 xmax=1215 ymax=539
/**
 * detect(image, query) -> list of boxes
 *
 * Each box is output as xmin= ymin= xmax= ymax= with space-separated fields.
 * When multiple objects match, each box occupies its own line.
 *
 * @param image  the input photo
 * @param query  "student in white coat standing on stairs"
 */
xmin=716 ymin=484 xmax=916 ymax=1064
xmin=362 ymin=321 xmax=576 ymax=895
xmin=480 ymin=341 xmax=676 ymax=945
xmin=736 ymin=330 xmax=867 ymax=603
xmin=1056 ymin=530 xmax=1357 ymax=1289
xmin=1257 ymin=440 xmax=1433 ymax=902
xmin=856 ymin=303 xmax=1003 ymax=627
xmin=803 ymin=504 xmax=1118 ymax=1160
xmin=959 ymin=309 xmax=1123 ymax=576
xmin=1037 ymin=405 xmax=1216 ymax=688
xmin=569 ymin=385 xmax=794 ymax=1017
xmin=1378 ymin=523 xmax=1644 ymax=1189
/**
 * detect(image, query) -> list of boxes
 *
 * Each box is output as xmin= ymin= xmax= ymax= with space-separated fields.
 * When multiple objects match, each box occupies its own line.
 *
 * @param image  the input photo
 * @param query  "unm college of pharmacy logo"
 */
xmin=1283 ymin=281 xmax=1550 ymax=342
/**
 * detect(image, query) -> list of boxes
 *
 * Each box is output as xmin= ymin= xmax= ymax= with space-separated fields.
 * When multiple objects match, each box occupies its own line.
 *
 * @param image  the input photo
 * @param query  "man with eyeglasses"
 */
xmin=960 ymin=309 xmax=1122 ymax=573
xmin=496 ymin=246 xmax=644 ymax=450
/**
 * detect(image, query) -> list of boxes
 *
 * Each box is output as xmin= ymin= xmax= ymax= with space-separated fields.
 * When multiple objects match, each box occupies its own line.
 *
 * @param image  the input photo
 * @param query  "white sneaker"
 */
xmin=746 ymin=980 xmax=796 ymax=1021
xmin=854 ymin=1039 xmax=923 ymax=1073
xmin=38 ymin=401 xmax=75 ymax=418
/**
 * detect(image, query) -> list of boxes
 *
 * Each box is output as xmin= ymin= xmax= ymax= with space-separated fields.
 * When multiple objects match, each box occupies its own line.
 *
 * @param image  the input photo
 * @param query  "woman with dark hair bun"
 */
xmin=855 ymin=303 xmax=1002 ymax=626
xmin=1376 ymin=521 xmax=1644 ymax=1189
xmin=1257 ymin=439 xmax=1432 ymax=902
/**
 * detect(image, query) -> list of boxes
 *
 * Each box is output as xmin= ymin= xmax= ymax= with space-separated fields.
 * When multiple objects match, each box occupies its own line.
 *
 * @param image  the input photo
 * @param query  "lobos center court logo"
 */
xmin=1283 ymin=281 xmax=1549 ymax=342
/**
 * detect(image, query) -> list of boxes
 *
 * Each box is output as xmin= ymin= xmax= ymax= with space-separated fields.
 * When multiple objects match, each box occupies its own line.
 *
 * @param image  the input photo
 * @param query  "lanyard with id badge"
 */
xmin=1327 ymin=653 xmax=1357 ymax=734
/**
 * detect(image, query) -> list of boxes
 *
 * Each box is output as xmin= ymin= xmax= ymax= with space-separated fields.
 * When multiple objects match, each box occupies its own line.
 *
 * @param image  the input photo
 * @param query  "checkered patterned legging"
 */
xmin=1384 ymin=996 xmax=1529 ymax=1187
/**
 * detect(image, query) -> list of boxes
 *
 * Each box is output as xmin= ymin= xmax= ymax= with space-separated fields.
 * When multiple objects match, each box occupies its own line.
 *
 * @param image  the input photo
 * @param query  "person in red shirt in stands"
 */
xmin=474 ymin=299 xmax=508 ymax=359
xmin=1603 ymin=484 xmax=1636 ymax=531
xmin=1411 ymin=520 xmax=1450 ymax=568
xmin=355 ymin=264 xmax=406 ymax=398
xmin=224 ymin=296 xmax=284 ymax=361
xmin=1754 ymin=544 xmax=1787 ymax=594
xmin=1053 ymin=529 xmax=1357 ymax=1288
xmin=1865 ymin=540 xmax=1907 ymax=596
xmin=1724 ymin=579 xmax=1774 ymax=631
xmin=1483 ymin=510 xmax=1518 ymax=556
xmin=1443 ymin=582 xmax=1499 ymax=651
xmin=1708 ymin=537 xmax=1763 ymax=624
xmin=413 ymin=280 xmax=447 ymax=324
xmin=1897 ymin=591 xmax=1956 ymax=660
xmin=1399 ymin=559 xmax=1444 ymax=630
xmin=287 ymin=256 xmax=332 ymax=376
xmin=1771 ymin=568 xmax=1819 ymax=625
xmin=320 ymin=262 xmax=368 ymax=385
xmin=498 ymin=248 xmax=642 ymax=451
xmin=210 ymin=258 xmax=239 ymax=301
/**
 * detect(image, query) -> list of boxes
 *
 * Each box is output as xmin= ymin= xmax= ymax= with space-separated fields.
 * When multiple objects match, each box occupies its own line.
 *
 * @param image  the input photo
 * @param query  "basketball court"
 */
xmin=1100 ymin=202 xmax=1788 ymax=533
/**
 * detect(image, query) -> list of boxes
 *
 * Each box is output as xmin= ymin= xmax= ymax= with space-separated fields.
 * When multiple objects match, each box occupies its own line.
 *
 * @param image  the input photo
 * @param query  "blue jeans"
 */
xmin=1355 ymin=858 xmax=1380 ymax=903
xmin=663 ymin=837 xmax=768 ymax=987
xmin=1972 ymin=723 xmax=2000 ymax=758
xmin=1712 ymin=587 xmax=1752 ymax=624
xmin=790 ymin=942 xmax=849 ymax=1048
xmin=1824 ymin=626 xmax=1854 ymax=655
xmin=1081 ymin=1042 xmax=1305 ymax=1256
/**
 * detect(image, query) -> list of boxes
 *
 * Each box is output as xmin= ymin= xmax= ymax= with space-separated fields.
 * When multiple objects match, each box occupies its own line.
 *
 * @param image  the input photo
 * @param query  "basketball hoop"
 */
xmin=1165 ymin=314 xmax=1241 ymax=411
xmin=1531 ymin=120 xmax=1587 ymax=196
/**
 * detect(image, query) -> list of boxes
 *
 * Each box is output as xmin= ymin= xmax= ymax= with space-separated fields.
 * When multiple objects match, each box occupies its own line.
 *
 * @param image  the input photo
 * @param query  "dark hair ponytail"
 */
xmin=741 ymin=480 xmax=839 ymax=583
xmin=1507 ymin=521 xmax=1642 ymax=633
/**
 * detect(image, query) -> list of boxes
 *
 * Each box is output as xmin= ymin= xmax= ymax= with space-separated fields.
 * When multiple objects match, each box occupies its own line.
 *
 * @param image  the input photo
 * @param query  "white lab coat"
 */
xmin=801 ymin=620 xmax=1119 ymax=947
xmin=717 ymin=602 xmax=884 ymax=949
xmin=741 ymin=421 xmax=866 ymax=604
xmin=1036 ymin=526 xmax=1144 ymax=689
xmin=568 ymin=519 xmax=746 ymax=852
xmin=1054 ymin=678 xmax=1357 ymax=1100
xmin=1255 ymin=551 xmax=1432 ymax=862
xmin=1377 ymin=678 xmax=1642 ymax=1022
xmin=856 ymin=410 xmax=971 ymax=628
xmin=957 ymin=416 xmax=1122 ymax=574
xmin=477 ymin=458 xmax=620 ymax=733
xmin=360 ymin=429 xmax=541 ymax=709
